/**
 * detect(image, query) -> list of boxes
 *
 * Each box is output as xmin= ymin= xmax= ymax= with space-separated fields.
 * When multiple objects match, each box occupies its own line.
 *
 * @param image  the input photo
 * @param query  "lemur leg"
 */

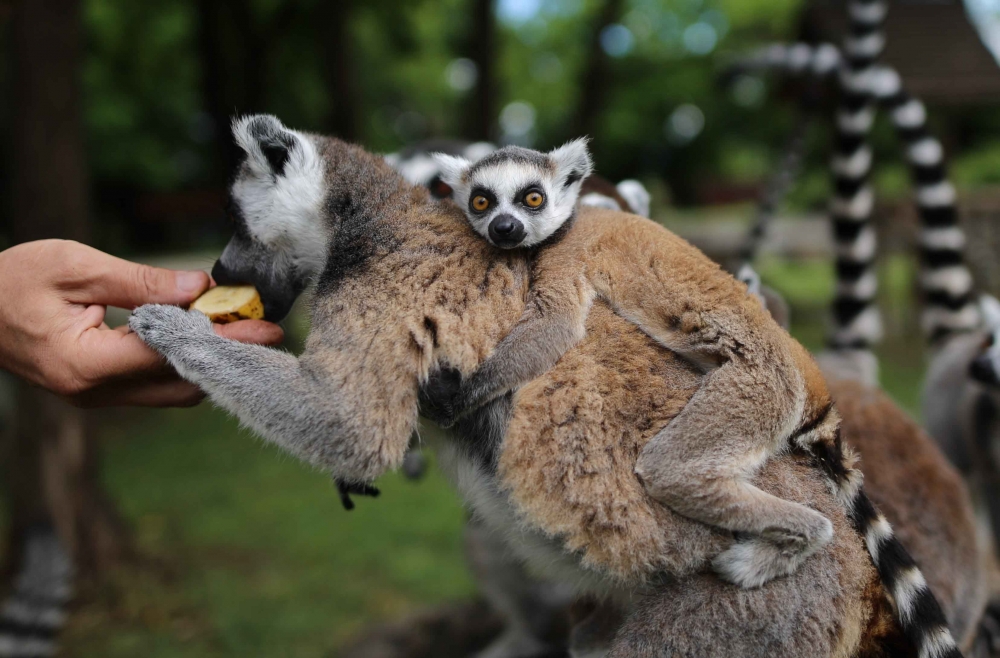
xmin=128 ymin=304 xmax=412 ymax=482
xmin=448 ymin=276 xmax=594 ymax=422
xmin=635 ymin=363 xmax=834 ymax=589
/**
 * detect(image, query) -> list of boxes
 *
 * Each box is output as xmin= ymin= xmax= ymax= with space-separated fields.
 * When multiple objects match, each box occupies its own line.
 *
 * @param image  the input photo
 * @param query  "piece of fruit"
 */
xmin=190 ymin=285 xmax=265 ymax=323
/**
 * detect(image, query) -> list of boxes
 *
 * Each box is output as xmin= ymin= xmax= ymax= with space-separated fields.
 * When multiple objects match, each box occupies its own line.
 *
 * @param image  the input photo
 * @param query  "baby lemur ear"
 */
xmin=548 ymin=137 xmax=594 ymax=190
xmin=430 ymin=153 xmax=471 ymax=190
xmin=232 ymin=114 xmax=302 ymax=177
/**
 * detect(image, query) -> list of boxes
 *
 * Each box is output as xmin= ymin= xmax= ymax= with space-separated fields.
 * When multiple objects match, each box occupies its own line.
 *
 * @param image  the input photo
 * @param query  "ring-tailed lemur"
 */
xmin=128 ymin=115 xmax=965 ymax=657
xmin=426 ymin=134 xmax=966 ymax=656
xmin=387 ymin=139 xmax=652 ymax=218
xmin=428 ymin=138 xmax=845 ymax=588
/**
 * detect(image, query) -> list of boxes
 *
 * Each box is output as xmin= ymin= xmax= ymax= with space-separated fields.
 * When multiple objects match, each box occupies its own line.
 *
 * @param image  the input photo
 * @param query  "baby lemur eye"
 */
xmin=472 ymin=195 xmax=490 ymax=212
xmin=524 ymin=191 xmax=545 ymax=208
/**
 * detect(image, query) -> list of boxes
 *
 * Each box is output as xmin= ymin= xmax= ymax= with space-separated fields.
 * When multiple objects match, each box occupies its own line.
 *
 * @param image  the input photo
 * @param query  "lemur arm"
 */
xmin=441 ymin=271 xmax=595 ymax=425
xmin=128 ymin=304 xmax=414 ymax=483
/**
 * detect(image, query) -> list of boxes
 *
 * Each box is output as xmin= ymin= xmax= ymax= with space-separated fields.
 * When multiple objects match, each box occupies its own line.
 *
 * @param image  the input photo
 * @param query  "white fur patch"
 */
xmin=834 ymin=305 xmax=884 ymax=345
xmin=837 ymin=225 xmax=877 ymax=261
xmin=849 ymin=0 xmax=887 ymax=24
xmin=981 ymin=294 xmax=1000 ymax=330
xmin=892 ymin=99 xmax=927 ymax=129
xmin=920 ymin=227 xmax=965 ymax=251
xmin=0 ymin=635 xmax=56 ymax=657
xmin=863 ymin=514 xmax=893 ymax=563
xmin=832 ymin=186 xmax=874 ymax=220
xmin=580 ymin=193 xmax=621 ymax=211
xmin=832 ymin=145 xmax=873 ymax=178
xmin=869 ymin=66 xmax=902 ymax=99
xmin=837 ymin=270 xmax=878 ymax=300
xmin=891 ymin=566 xmax=928 ymax=623
xmin=813 ymin=43 xmax=842 ymax=74
xmin=837 ymin=105 xmax=876 ymax=134
xmin=616 ymin=179 xmax=651 ymax=217
xmin=916 ymin=181 xmax=957 ymax=208
xmin=908 ymin=138 xmax=943 ymax=167
xmin=918 ymin=626 xmax=959 ymax=658
xmin=788 ymin=43 xmax=813 ymax=71
xmin=230 ymin=116 xmax=329 ymax=275
xmin=921 ymin=266 xmax=973 ymax=297
xmin=845 ymin=32 xmax=885 ymax=58
xmin=922 ymin=304 xmax=982 ymax=335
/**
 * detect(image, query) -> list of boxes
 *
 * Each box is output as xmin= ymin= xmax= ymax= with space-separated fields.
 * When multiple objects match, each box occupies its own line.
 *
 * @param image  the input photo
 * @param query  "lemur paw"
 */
xmin=418 ymin=366 xmax=463 ymax=427
xmin=335 ymin=479 xmax=380 ymax=511
xmin=129 ymin=304 xmax=214 ymax=355
xmin=713 ymin=518 xmax=833 ymax=589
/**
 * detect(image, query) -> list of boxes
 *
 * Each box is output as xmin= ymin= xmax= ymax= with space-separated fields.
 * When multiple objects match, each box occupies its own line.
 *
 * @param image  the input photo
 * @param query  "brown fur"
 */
xmin=205 ymin=132 xmax=988 ymax=656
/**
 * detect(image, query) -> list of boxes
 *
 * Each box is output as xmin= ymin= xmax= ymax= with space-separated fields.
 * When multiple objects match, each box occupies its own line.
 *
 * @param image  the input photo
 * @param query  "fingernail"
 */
xmin=176 ymin=271 xmax=206 ymax=294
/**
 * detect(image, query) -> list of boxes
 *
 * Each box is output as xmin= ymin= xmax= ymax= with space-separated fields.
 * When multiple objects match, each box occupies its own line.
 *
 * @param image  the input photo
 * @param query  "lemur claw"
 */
xmin=335 ymin=479 xmax=380 ymax=511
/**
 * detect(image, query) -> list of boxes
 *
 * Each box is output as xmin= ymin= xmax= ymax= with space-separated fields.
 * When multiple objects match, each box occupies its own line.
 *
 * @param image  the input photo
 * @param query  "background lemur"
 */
xmin=129 ymin=115 xmax=965 ymax=657
xmin=430 ymin=139 xmax=843 ymax=590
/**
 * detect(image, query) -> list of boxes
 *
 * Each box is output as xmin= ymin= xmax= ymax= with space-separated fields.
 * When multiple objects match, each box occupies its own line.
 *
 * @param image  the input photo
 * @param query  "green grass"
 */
xmin=65 ymin=409 xmax=473 ymax=658
xmin=63 ymin=254 xmax=929 ymax=656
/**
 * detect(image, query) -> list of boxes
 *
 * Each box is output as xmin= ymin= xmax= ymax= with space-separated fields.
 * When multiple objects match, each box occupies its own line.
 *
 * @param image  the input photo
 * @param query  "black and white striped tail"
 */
xmin=809 ymin=435 xmax=964 ymax=658
xmin=865 ymin=67 xmax=982 ymax=344
xmin=828 ymin=0 xmax=886 ymax=352
xmin=0 ymin=525 xmax=73 ymax=658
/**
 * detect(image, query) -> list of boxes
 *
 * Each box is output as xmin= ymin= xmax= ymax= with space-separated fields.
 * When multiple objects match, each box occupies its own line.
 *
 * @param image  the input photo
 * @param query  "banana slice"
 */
xmin=190 ymin=285 xmax=265 ymax=323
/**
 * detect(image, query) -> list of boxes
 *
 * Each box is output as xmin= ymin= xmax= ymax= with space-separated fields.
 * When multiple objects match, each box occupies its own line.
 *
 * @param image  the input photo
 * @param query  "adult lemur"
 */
xmin=130 ymin=115 xmax=965 ymax=657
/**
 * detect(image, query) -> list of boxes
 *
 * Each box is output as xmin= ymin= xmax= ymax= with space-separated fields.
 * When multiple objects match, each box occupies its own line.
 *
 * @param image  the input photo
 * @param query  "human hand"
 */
xmin=0 ymin=239 xmax=284 ymax=407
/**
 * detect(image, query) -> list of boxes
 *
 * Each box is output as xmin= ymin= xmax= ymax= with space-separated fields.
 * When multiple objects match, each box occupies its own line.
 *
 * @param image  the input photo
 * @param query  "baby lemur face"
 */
xmin=433 ymin=139 xmax=593 ymax=249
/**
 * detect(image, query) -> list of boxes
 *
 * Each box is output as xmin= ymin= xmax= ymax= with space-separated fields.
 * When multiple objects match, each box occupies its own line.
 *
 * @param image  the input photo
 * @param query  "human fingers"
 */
xmin=56 ymin=242 xmax=210 ymax=309
xmin=213 ymin=320 xmax=285 ymax=346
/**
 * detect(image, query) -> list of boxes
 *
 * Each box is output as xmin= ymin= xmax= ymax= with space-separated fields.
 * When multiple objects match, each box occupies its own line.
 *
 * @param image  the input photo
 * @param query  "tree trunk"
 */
xmin=321 ymin=0 xmax=359 ymax=141
xmin=572 ymin=0 xmax=625 ymax=139
xmin=464 ymin=0 xmax=497 ymax=142
xmin=6 ymin=0 xmax=133 ymax=583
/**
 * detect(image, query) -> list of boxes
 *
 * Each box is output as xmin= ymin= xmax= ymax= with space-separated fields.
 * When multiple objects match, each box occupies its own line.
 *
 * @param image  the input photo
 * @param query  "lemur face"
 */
xmin=970 ymin=295 xmax=1000 ymax=388
xmin=213 ymin=115 xmax=328 ymax=321
xmin=433 ymin=140 xmax=593 ymax=249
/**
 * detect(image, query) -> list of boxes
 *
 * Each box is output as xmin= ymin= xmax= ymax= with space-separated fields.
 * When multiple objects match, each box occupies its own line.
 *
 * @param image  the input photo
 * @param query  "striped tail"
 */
xmin=827 ymin=0 xmax=886 ymax=352
xmin=0 ymin=525 xmax=73 ymax=658
xmin=865 ymin=66 xmax=982 ymax=344
xmin=808 ymin=435 xmax=964 ymax=658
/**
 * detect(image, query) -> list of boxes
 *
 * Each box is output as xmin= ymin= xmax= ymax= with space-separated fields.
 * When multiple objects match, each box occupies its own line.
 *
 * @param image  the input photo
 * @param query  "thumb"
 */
xmin=63 ymin=246 xmax=210 ymax=309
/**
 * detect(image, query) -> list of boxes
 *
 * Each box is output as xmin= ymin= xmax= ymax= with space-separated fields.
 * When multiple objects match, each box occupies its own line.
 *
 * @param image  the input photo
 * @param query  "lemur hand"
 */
xmin=335 ymin=479 xmax=380 ymax=511
xmin=418 ymin=366 xmax=464 ymax=427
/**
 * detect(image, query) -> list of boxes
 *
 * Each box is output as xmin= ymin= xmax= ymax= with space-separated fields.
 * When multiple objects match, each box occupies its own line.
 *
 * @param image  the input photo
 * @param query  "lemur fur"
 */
xmin=430 ymin=140 xmax=845 ymax=589
xmin=130 ymin=115 xmax=962 ymax=656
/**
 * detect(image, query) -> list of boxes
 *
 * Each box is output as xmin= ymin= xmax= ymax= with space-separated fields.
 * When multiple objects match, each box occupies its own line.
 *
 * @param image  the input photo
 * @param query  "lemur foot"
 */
xmin=335 ymin=480 xmax=380 ymax=511
xmin=129 ymin=304 xmax=214 ymax=355
xmin=712 ymin=518 xmax=833 ymax=589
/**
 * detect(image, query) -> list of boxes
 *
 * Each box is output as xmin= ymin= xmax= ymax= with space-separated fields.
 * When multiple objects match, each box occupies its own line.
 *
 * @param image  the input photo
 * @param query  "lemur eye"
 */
xmin=472 ymin=195 xmax=490 ymax=212
xmin=524 ymin=191 xmax=544 ymax=208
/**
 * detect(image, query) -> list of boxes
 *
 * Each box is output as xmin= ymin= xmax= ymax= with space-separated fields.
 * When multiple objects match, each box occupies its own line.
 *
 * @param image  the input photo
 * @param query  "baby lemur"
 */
xmin=430 ymin=140 xmax=843 ymax=588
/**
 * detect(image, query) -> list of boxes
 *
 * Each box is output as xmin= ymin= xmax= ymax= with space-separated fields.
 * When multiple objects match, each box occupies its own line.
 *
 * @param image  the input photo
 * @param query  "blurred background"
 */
xmin=1 ymin=0 xmax=1000 ymax=655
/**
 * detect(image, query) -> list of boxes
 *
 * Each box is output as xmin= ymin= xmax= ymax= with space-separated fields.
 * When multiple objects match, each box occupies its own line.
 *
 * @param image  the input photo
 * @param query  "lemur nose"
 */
xmin=488 ymin=214 xmax=526 ymax=248
xmin=971 ymin=354 xmax=1000 ymax=387
xmin=211 ymin=260 xmax=240 ymax=286
xmin=493 ymin=218 xmax=516 ymax=234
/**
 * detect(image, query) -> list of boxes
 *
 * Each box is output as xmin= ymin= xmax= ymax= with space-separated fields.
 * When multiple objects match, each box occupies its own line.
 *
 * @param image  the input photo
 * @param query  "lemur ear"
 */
xmin=548 ymin=138 xmax=594 ymax=189
xmin=232 ymin=114 xmax=301 ymax=177
xmin=616 ymin=179 xmax=652 ymax=218
xmin=981 ymin=295 xmax=1000 ymax=330
xmin=431 ymin=153 xmax=471 ymax=189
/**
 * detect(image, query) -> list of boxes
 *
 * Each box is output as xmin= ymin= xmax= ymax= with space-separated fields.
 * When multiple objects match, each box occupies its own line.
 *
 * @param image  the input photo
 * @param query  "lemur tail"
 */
xmin=0 ymin=524 xmax=73 ymax=658
xmin=864 ymin=67 xmax=981 ymax=344
xmin=807 ymin=434 xmax=964 ymax=658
